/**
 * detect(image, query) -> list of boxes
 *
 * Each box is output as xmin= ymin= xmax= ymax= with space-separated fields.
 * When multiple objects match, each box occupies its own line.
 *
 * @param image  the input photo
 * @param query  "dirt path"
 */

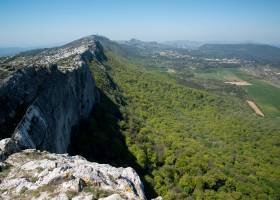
xmin=246 ymin=100 xmax=264 ymax=117
xmin=225 ymin=80 xmax=252 ymax=86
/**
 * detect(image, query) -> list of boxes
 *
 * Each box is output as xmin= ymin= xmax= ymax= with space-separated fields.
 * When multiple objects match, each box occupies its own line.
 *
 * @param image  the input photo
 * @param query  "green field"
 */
xmin=193 ymin=68 xmax=280 ymax=117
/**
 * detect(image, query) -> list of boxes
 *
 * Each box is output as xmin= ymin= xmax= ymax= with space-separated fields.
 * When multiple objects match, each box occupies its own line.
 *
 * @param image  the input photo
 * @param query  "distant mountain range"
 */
xmin=199 ymin=43 xmax=280 ymax=63
xmin=118 ymin=39 xmax=280 ymax=64
xmin=3 ymin=40 xmax=280 ymax=64
xmin=118 ymin=38 xmax=165 ymax=49
xmin=161 ymin=40 xmax=204 ymax=50
xmin=119 ymin=39 xmax=204 ymax=50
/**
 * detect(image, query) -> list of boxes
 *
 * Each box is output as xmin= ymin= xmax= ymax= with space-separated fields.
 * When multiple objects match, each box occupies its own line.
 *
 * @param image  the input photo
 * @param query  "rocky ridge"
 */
xmin=0 ymin=37 xmax=104 ymax=159
xmin=0 ymin=36 xmax=150 ymax=199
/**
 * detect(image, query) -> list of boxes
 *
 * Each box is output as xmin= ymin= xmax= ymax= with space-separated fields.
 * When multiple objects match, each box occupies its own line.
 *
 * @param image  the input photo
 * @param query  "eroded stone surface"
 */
xmin=0 ymin=149 xmax=146 ymax=200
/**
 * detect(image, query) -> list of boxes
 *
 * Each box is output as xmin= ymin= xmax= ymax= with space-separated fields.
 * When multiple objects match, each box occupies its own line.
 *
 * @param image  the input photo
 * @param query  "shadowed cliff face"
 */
xmin=0 ymin=36 xmax=151 ymax=200
xmin=0 ymin=38 xmax=107 ymax=158
xmin=11 ymin=63 xmax=98 ymax=153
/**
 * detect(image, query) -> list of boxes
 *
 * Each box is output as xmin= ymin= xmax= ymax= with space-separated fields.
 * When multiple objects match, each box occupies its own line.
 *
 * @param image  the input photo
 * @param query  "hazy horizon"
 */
xmin=1 ymin=0 xmax=280 ymax=47
xmin=1 ymin=37 xmax=280 ymax=49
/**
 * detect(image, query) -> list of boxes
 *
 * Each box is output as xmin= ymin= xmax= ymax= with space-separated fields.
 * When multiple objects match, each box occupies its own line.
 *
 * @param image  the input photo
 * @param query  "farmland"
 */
xmin=193 ymin=67 xmax=280 ymax=117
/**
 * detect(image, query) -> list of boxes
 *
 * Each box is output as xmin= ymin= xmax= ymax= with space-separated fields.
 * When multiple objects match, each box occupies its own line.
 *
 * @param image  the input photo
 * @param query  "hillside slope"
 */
xmin=75 ymin=37 xmax=280 ymax=199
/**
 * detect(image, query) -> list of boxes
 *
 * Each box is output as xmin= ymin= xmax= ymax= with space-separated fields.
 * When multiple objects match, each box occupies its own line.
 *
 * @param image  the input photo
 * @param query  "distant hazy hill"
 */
xmin=0 ymin=47 xmax=30 ymax=56
xmin=162 ymin=40 xmax=204 ymax=50
xmin=120 ymin=39 xmax=203 ymax=50
xmin=199 ymin=43 xmax=280 ymax=63
xmin=119 ymin=38 xmax=165 ymax=49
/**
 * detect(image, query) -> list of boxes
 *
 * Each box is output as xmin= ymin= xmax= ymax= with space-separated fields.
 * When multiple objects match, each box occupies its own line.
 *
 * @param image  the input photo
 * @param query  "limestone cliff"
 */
xmin=0 ymin=38 xmax=105 ymax=159
xmin=0 ymin=36 xmax=150 ymax=199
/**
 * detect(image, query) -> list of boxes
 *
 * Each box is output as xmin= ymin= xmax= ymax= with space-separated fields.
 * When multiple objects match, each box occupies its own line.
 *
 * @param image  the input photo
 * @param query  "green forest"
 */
xmin=70 ymin=46 xmax=280 ymax=199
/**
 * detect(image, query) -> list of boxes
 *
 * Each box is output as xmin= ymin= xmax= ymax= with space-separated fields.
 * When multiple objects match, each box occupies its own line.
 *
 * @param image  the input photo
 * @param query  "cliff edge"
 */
xmin=0 ymin=38 xmax=105 ymax=159
xmin=0 ymin=36 xmax=149 ymax=199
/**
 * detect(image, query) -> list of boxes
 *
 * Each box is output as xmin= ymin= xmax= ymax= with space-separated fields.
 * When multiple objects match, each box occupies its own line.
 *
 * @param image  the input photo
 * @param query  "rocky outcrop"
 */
xmin=0 ymin=38 xmax=105 ymax=159
xmin=0 ymin=149 xmax=146 ymax=200
xmin=0 ymin=36 xmax=149 ymax=199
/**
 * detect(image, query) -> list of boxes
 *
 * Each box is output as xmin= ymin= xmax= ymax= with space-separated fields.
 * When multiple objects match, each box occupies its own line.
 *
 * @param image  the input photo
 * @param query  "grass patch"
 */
xmin=30 ymin=176 xmax=39 ymax=183
xmin=82 ymin=186 xmax=114 ymax=199
xmin=0 ymin=163 xmax=11 ymax=179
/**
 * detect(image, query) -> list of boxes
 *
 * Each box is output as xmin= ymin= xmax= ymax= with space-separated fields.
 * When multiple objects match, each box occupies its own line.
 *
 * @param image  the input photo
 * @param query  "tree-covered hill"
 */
xmin=70 ymin=38 xmax=280 ymax=199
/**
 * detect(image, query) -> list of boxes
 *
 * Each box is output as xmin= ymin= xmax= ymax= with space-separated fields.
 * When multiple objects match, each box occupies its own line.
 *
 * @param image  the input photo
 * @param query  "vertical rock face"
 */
xmin=0 ymin=38 xmax=105 ymax=157
xmin=0 ymin=36 xmax=148 ymax=199
xmin=12 ymin=63 xmax=97 ymax=153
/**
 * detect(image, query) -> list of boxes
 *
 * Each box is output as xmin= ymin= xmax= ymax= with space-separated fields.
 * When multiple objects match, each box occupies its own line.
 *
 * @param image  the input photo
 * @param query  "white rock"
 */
xmin=99 ymin=194 xmax=124 ymax=200
xmin=51 ymin=193 xmax=69 ymax=200
xmin=72 ymin=193 xmax=93 ymax=200
xmin=0 ymin=150 xmax=146 ymax=200
xmin=0 ymin=138 xmax=11 ymax=151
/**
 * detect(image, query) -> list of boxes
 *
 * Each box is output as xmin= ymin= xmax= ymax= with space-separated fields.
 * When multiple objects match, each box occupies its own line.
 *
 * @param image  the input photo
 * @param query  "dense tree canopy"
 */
xmin=72 ymin=50 xmax=280 ymax=199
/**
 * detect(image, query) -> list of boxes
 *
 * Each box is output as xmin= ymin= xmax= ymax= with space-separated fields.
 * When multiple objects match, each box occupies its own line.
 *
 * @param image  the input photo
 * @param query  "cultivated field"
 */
xmin=194 ymin=68 xmax=280 ymax=117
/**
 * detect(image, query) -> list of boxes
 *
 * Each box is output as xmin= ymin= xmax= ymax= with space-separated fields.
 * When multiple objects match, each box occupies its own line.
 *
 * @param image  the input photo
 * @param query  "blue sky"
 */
xmin=0 ymin=0 xmax=279 ymax=47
